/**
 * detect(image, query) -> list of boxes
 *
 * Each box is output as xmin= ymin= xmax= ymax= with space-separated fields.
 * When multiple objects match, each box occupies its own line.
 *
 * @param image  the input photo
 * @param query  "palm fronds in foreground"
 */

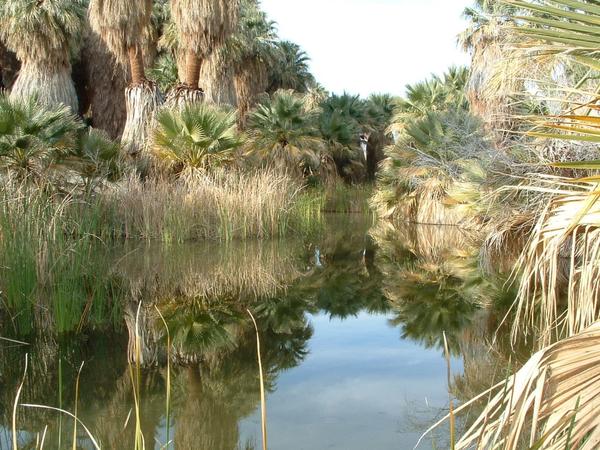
xmin=421 ymin=321 xmax=600 ymax=450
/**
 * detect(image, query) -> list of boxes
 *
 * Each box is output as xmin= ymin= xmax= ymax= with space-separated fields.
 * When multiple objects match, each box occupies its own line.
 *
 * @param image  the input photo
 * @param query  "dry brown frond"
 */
xmin=122 ymin=83 xmax=163 ymax=155
xmin=10 ymin=63 xmax=79 ymax=111
xmin=0 ymin=0 xmax=85 ymax=69
xmin=423 ymin=321 xmax=600 ymax=450
xmin=512 ymin=182 xmax=600 ymax=346
xmin=171 ymin=0 xmax=239 ymax=57
xmin=89 ymin=0 xmax=153 ymax=67
xmin=200 ymin=48 xmax=237 ymax=105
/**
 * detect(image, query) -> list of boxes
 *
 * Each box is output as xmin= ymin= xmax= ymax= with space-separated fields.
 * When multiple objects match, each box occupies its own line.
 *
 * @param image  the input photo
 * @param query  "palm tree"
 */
xmin=89 ymin=0 xmax=162 ymax=155
xmin=318 ymin=94 xmax=367 ymax=182
xmin=169 ymin=0 xmax=239 ymax=105
xmin=152 ymin=103 xmax=242 ymax=172
xmin=459 ymin=0 xmax=516 ymax=129
xmin=70 ymin=128 xmax=122 ymax=190
xmin=267 ymin=41 xmax=315 ymax=94
xmin=0 ymin=94 xmax=82 ymax=180
xmin=80 ymin=30 xmax=128 ymax=140
xmin=246 ymin=90 xmax=324 ymax=175
xmin=228 ymin=0 xmax=278 ymax=126
xmin=363 ymin=93 xmax=395 ymax=180
xmin=0 ymin=0 xmax=86 ymax=111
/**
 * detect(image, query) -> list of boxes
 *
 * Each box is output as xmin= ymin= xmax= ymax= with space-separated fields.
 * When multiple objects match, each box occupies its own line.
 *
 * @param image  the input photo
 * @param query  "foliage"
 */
xmin=372 ymin=75 xmax=493 ymax=224
xmin=0 ymin=94 xmax=82 ymax=179
xmin=267 ymin=41 xmax=315 ymax=93
xmin=390 ymin=66 xmax=470 ymax=135
xmin=427 ymin=321 xmax=600 ymax=450
xmin=0 ymin=0 xmax=86 ymax=67
xmin=152 ymin=104 xmax=242 ymax=172
xmin=245 ymin=90 xmax=324 ymax=173
xmin=148 ymin=54 xmax=180 ymax=92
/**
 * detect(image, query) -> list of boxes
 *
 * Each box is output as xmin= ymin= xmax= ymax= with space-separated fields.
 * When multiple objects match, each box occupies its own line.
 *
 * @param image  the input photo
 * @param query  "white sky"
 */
xmin=260 ymin=0 xmax=472 ymax=98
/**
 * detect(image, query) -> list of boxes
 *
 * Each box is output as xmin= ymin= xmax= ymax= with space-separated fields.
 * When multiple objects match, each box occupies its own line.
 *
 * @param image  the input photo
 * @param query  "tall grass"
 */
xmin=101 ymin=169 xmax=311 ymax=242
xmin=0 ymin=178 xmax=124 ymax=336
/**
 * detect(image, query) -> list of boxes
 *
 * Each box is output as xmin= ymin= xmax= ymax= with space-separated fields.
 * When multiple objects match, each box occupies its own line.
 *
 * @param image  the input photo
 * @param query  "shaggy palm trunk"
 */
xmin=81 ymin=30 xmax=127 ymax=140
xmin=10 ymin=62 xmax=78 ymax=111
xmin=366 ymin=132 xmax=389 ymax=181
xmin=122 ymin=45 xmax=163 ymax=156
xmin=0 ymin=41 xmax=19 ymax=90
xmin=234 ymin=58 xmax=267 ymax=128
xmin=200 ymin=49 xmax=237 ymax=106
xmin=166 ymin=50 xmax=204 ymax=108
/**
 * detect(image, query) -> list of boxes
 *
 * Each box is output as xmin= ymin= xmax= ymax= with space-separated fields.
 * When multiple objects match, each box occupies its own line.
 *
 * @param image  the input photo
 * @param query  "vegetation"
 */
xmin=6 ymin=0 xmax=600 ymax=448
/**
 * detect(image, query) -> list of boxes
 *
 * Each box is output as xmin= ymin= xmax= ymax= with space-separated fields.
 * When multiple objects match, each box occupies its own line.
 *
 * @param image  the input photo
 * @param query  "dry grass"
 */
xmin=102 ymin=169 xmax=304 ymax=242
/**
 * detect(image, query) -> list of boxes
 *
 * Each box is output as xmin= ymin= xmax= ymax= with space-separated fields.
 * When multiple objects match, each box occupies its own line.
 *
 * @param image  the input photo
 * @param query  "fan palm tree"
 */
xmin=152 ymin=103 xmax=242 ymax=172
xmin=0 ymin=94 xmax=82 ymax=180
xmin=70 ymin=128 xmax=122 ymax=190
xmin=363 ymin=93 xmax=395 ymax=179
xmin=267 ymin=41 xmax=315 ymax=94
xmin=0 ymin=0 xmax=86 ymax=111
xmin=459 ymin=0 xmax=517 ymax=128
xmin=319 ymin=94 xmax=367 ymax=181
xmin=89 ymin=0 xmax=162 ymax=155
xmin=245 ymin=90 xmax=324 ymax=175
xmin=169 ymin=0 xmax=239 ymax=105
xmin=227 ymin=0 xmax=278 ymax=126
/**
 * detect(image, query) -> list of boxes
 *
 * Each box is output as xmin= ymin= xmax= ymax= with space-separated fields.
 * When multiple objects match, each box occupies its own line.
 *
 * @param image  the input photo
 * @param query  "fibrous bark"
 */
xmin=10 ymin=63 xmax=78 ymax=112
xmin=122 ymin=83 xmax=163 ymax=156
xmin=80 ymin=29 xmax=128 ymax=140
xmin=234 ymin=57 xmax=268 ymax=127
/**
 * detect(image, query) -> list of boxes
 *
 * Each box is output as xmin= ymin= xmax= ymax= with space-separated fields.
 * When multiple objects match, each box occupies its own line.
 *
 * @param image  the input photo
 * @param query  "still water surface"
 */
xmin=1 ymin=214 xmax=505 ymax=449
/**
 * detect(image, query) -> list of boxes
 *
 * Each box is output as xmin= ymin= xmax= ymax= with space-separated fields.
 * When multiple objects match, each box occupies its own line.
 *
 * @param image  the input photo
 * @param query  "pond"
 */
xmin=0 ymin=214 xmax=514 ymax=449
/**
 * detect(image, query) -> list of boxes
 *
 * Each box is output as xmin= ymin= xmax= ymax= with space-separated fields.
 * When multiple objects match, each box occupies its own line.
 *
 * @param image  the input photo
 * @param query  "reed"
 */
xmin=100 ymin=169 xmax=311 ymax=242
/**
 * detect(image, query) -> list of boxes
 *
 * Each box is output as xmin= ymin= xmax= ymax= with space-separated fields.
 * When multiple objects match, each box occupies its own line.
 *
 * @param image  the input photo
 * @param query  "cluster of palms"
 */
xmin=0 ymin=0 xmax=395 ymax=187
xmin=398 ymin=1 xmax=600 ymax=448
xmin=371 ymin=66 xmax=500 ymax=225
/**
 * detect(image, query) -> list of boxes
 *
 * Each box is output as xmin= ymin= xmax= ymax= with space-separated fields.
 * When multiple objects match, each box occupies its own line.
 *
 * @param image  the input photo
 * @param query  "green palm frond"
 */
xmin=0 ymin=94 xmax=81 ymax=178
xmin=246 ymin=90 xmax=324 ymax=170
xmin=152 ymin=104 xmax=242 ymax=172
xmin=267 ymin=41 xmax=315 ymax=93
xmin=506 ymin=0 xmax=600 ymax=65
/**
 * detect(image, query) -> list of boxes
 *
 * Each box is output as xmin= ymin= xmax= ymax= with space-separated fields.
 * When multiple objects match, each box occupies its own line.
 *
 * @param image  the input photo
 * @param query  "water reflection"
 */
xmin=0 ymin=215 xmax=518 ymax=449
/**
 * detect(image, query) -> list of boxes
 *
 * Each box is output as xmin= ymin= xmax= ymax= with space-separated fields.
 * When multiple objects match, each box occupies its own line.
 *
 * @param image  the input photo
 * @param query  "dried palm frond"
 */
xmin=0 ymin=0 xmax=85 ymax=69
xmin=89 ymin=0 xmax=153 ymax=68
xmin=122 ymin=84 xmax=163 ymax=156
xmin=171 ymin=0 xmax=239 ymax=58
xmin=421 ymin=321 xmax=600 ymax=450
xmin=512 ymin=177 xmax=600 ymax=346
xmin=200 ymin=48 xmax=237 ymax=106
xmin=10 ymin=64 xmax=79 ymax=112
xmin=0 ymin=0 xmax=85 ymax=110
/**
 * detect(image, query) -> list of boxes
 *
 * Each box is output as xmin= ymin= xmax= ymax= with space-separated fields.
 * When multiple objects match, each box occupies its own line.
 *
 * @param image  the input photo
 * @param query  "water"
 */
xmin=0 ymin=214 xmax=510 ymax=449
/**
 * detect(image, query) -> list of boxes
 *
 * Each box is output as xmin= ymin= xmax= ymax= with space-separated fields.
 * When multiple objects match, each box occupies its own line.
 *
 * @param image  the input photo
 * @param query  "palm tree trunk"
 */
xmin=122 ymin=45 xmax=162 ymax=156
xmin=185 ymin=50 xmax=202 ymax=88
xmin=128 ymin=46 xmax=146 ymax=86
xmin=234 ymin=58 xmax=268 ymax=128
xmin=10 ymin=62 xmax=79 ymax=111
xmin=82 ymin=29 xmax=127 ymax=140
xmin=165 ymin=50 xmax=204 ymax=108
